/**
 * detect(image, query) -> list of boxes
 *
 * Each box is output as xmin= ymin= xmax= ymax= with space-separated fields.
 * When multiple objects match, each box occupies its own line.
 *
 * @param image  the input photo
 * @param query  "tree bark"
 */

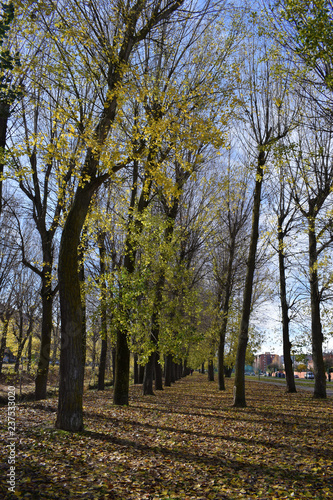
xmin=164 ymin=354 xmax=172 ymax=386
xmin=35 ymin=281 xmax=53 ymax=399
xmin=144 ymin=273 xmax=165 ymax=394
xmin=154 ymin=351 xmax=163 ymax=390
xmin=278 ymin=215 xmax=296 ymax=393
xmin=233 ymin=151 xmax=264 ymax=407
xmin=98 ymin=337 xmax=107 ymax=391
xmin=113 ymin=229 xmax=135 ymax=403
xmin=182 ymin=358 xmax=188 ymax=377
xmin=0 ymin=316 xmax=9 ymax=375
xmin=138 ymin=362 xmax=144 ymax=384
xmin=143 ymin=353 xmax=155 ymax=395
xmin=56 ymin=183 xmax=96 ymax=431
xmin=308 ymin=221 xmax=326 ymax=398
xmin=171 ymin=360 xmax=176 ymax=383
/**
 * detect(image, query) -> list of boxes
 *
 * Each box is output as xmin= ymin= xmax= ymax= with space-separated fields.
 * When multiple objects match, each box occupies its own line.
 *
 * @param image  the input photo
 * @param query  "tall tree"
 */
xmin=286 ymin=117 xmax=333 ymax=399
xmin=276 ymin=167 xmax=298 ymax=393
xmin=232 ymin=34 xmax=291 ymax=407
xmin=212 ymin=162 xmax=251 ymax=391
xmin=0 ymin=1 xmax=22 ymax=215
xmin=48 ymin=0 xmax=188 ymax=431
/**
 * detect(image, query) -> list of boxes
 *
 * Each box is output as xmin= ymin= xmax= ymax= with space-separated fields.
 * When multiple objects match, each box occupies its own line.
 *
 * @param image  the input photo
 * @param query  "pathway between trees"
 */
xmin=0 ymin=373 xmax=332 ymax=499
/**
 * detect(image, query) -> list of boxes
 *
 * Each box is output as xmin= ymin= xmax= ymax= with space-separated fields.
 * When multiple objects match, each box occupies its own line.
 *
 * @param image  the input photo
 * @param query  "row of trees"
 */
xmin=0 ymin=0 xmax=333 ymax=430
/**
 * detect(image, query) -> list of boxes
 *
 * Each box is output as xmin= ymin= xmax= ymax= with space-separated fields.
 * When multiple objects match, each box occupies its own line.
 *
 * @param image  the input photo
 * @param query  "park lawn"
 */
xmin=0 ymin=373 xmax=332 ymax=500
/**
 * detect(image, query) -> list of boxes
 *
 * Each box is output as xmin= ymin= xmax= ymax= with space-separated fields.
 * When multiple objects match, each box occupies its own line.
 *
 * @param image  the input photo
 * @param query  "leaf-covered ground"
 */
xmin=1 ymin=373 xmax=332 ymax=499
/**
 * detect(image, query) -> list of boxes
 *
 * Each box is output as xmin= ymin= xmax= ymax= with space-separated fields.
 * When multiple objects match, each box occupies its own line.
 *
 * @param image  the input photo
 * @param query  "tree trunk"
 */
xmin=201 ymin=362 xmax=205 ymax=374
xmin=14 ymin=340 xmax=25 ymax=373
xmin=165 ymin=354 xmax=172 ymax=386
xmin=113 ymin=328 xmax=130 ymax=405
xmin=27 ymin=334 xmax=32 ymax=373
xmin=218 ymin=331 xmax=225 ymax=390
xmin=0 ymin=316 xmax=9 ymax=375
xmin=147 ymin=270 xmax=166 ymax=392
xmin=218 ymin=236 xmax=235 ymax=390
xmin=56 ymin=183 xmax=95 ymax=431
xmin=14 ymin=313 xmax=25 ymax=374
xmin=133 ymin=353 xmax=139 ymax=384
xmin=182 ymin=358 xmax=188 ymax=377
xmin=233 ymin=152 xmax=264 ymax=407
xmin=35 ymin=285 xmax=53 ymax=400
xmin=143 ymin=354 xmax=155 ymax=395
xmin=111 ymin=347 xmax=116 ymax=383
xmin=308 ymin=223 xmax=326 ymax=398
xmin=98 ymin=337 xmax=107 ymax=391
xmin=278 ymin=216 xmax=296 ymax=393
xmin=113 ymin=160 xmax=145 ymax=405
xmin=154 ymin=351 xmax=163 ymax=390
xmin=208 ymin=359 xmax=214 ymax=381
xmin=138 ymin=362 xmax=144 ymax=384
xmin=171 ymin=360 xmax=176 ymax=383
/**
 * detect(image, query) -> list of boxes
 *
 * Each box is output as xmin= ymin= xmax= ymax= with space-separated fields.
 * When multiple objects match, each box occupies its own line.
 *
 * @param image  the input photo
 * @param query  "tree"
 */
xmin=107 ymin=1 xmax=235 ymax=403
xmin=0 ymin=205 xmax=18 ymax=374
xmin=269 ymin=158 xmax=299 ymax=393
xmin=12 ymin=266 xmax=39 ymax=373
xmin=276 ymin=180 xmax=297 ymax=392
xmin=211 ymin=160 xmax=251 ymax=390
xmin=275 ymin=0 xmax=333 ymax=108
xmin=0 ymin=1 xmax=23 ymax=215
xmin=50 ymin=0 xmax=188 ymax=431
xmin=232 ymin=32 xmax=291 ymax=407
xmin=285 ymin=114 xmax=333 ymax=398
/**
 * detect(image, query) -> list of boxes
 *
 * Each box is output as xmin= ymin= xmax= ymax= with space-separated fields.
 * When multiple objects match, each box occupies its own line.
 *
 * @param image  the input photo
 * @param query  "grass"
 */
xmin=0 ymin=373 xmax=332 ymax=499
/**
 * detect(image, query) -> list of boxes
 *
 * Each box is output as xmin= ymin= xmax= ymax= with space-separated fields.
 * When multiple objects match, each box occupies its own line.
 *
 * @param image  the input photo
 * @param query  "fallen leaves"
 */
xmin=0 ymin=374 xmax=332 ymax=499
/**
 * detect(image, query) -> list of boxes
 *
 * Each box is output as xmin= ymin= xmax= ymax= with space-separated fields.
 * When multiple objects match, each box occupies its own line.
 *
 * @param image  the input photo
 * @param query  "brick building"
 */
xmin=254 ymin=352 xmax=281 ymax=373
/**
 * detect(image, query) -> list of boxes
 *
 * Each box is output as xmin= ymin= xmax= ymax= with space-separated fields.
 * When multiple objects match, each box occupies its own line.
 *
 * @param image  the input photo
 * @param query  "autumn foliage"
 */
xmin=1 ymin=373 xmax=332 ymax=499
